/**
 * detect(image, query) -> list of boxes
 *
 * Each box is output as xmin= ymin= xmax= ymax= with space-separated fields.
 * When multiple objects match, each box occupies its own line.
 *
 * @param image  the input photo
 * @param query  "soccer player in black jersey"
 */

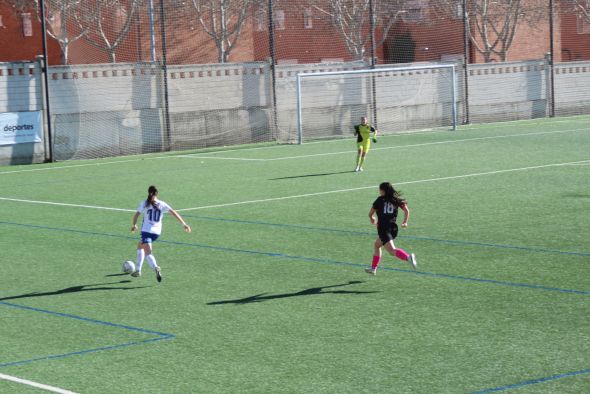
xmin=365 ymin=182 xmax=417 ymax=275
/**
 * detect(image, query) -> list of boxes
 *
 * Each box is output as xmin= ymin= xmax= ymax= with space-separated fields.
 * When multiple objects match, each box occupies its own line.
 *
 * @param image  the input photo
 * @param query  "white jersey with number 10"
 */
xmin=137 ymin=200 xmax=171 ymax=235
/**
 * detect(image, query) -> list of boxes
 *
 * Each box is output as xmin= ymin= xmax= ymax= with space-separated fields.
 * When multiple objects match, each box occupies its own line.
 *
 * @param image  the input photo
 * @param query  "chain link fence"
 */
xmin=0 ymin=0 xmax=589 ymax=163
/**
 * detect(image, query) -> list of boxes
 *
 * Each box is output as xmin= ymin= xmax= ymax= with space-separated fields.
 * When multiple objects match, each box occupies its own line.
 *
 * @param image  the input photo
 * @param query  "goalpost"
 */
xmin=296 ymin=64 xmax=458 ymax=144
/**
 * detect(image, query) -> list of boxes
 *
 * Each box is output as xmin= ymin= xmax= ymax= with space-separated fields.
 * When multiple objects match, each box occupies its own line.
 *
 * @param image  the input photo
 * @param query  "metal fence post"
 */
xmin=268 ymin=0 xmax=279 ymax=141
xmin=38 ymin=0 xmax=53 ymax=162
xmin=159 ymin=0 xmax=171 ymax=150
xmin=548 ymin=0 xmax=556 ymax=118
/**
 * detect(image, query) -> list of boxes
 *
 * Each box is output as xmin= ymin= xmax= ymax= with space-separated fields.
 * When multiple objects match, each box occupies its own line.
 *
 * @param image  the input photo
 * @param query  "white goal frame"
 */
xmin=296 ymin=64 xmax=458 ymax=144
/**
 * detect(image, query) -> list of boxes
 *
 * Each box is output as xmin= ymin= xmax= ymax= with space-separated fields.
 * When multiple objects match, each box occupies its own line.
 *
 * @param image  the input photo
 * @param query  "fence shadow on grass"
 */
xmin=562 ymin=192 xmax=590 ymax=199
xmin=0 ymin=281 xmax=149 ymax=301
xmin=207 ymin=280 xmax=378 ymax=305
xmin=269 ymin=170 xmax=354 ymax=180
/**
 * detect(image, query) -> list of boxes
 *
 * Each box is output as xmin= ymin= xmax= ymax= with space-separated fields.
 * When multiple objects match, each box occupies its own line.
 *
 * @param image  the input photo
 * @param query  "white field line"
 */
xmin=175 ymin=155 xmax=266 ymax=161
xmin=0 ymin=126 xmax=587 ymax=174
xmin=175 ymin=159 xmax=590 ymax=212
xmin=1 ymin=159 xmax=588 ymax=213
xmin=0 ymin=157 xmax=154 ymax=175
xmin=176 ymin=115 xmax=590 ymax=153
xmin=176 ymin=127 xmax=590 ymax=162
xmin=0 ymin=373 xmax=78 ymax=394
xmin=0 ymin=197 xmax=134 ymax=212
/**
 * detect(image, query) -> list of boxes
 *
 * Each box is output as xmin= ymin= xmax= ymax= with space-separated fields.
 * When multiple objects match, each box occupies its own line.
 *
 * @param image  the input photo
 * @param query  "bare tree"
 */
xmin=565 ymin=0 xmax=590 ymax=23
xmin=307 ymin=0 xmax=408 ymax=61
xmin=76 ymin=0 xmax=143 ymax=63
xmin=435 ymin=0 xmax=547 ymax=63
xmin=2 ymin=0 xmax=86 ymax=64
xmin=187 ymin=0 xmax=256 ymax=63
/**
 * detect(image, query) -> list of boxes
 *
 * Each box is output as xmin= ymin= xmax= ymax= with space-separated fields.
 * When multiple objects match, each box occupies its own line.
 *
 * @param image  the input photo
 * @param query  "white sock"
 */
xmin=136 ymin=249 xmax=145 ymax=272
xmin=146 ymin=254 xmax=158 ymax=270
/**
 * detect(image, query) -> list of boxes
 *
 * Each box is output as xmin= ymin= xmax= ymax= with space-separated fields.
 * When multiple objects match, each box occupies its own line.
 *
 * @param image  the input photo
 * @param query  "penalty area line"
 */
xmin=0 ymin=373 xmax=78 ymax=394
xmin=175 ymin=127 xmax=590 ymax=162
xmin=176 ymin=158 xmax=590 ymax=212
xmin=0 ymin=159 xmax=587 ymax=213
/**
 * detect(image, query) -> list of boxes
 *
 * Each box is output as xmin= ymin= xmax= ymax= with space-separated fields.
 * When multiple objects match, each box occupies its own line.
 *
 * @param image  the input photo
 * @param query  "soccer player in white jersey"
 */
xmin=130 ymin=185 xmax=191 ymax=282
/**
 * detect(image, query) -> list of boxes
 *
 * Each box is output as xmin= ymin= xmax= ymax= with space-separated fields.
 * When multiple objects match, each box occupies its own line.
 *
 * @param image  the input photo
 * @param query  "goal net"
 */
xmin=295 ymin=64 xmax=458 ymax=143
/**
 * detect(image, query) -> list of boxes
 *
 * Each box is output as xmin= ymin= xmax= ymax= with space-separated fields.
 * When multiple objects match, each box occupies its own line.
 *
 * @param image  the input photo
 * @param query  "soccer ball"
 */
xmin=122 ymin=260 xmax=136 ymax=274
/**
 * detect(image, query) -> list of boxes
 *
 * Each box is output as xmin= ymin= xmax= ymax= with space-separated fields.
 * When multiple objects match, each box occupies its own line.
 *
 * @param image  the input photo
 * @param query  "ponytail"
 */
xmin=146 ymin=185 xmax=159 ymax=209
xmin=379 ymin=182 xmax=406 ymax=206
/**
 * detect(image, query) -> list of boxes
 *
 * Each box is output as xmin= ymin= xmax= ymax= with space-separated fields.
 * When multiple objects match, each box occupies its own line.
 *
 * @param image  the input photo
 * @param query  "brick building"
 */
xmin=0 ymin=1 xmax=588 ymax=65
xmin=560 ymin=2 xmax=590 ymax=61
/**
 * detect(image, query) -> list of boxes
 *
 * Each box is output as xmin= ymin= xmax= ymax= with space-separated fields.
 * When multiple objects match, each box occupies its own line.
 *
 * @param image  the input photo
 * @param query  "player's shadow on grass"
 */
xmin=270 ymin=170 xmax=354 ymax=180
xmin=0 ymin=281 xmax=149 ymax=302
xmin=207 ymin=281 xmax=378 ymax=305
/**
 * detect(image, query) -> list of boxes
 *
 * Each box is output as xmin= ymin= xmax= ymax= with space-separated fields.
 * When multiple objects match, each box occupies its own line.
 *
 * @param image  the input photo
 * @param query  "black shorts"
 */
xmin=377 ymin=223 xmax=398 ymax=244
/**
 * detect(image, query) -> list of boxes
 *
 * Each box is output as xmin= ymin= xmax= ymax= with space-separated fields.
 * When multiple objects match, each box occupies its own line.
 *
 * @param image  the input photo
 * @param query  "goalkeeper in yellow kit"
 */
xmin=354 ymin=116 xmax=378 ymax=172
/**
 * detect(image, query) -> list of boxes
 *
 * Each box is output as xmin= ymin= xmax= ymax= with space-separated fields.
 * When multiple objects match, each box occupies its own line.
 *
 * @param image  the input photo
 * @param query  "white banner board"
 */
xmin=0 ymin=111 xmax=43 ymax=146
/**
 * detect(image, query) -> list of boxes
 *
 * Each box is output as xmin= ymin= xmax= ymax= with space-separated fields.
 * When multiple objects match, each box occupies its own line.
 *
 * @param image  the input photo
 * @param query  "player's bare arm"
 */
xmin=368 ymin=207 xmax=377 ymax=226
xmin=170 ymin=209 xmax=192 ymax=233
xmin=131 ymin=211 xmax=140 ymax=232
xmin=400 ymin=204 xmax=410 ymax=228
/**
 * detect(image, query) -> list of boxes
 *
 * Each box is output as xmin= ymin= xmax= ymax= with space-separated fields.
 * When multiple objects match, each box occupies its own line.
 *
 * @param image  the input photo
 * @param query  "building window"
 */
xmin=274 ymin=10 xmax=285 ymax=30
xmin=114 ymin=5 xmax=127 ymax=33
xmin=402 ymin=0 xmax=428 ymax=23
xmin=21 ymin=13 xmax=32 ymax=37
xmin=577 ymin=15 xmax=590 ymax=35
xmin=454 ymin=2 xmax=464 ymax=20
xmin=303 ymin=8 xmax=313 ymax=29
xmin=255 ymin=9 xmax=266 ymax=32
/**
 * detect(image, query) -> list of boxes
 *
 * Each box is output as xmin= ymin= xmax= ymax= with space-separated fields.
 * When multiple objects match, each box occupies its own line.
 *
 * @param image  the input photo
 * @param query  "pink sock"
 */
xmin=371 ymin=255 xmax=381 ymax=269
xmin=395 ymin=249 xmax=410 ymax=261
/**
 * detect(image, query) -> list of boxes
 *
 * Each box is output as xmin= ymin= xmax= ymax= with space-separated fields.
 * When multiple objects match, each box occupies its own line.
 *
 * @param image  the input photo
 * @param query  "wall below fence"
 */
xmin=1 ymin=59 xmax=589 ymax=164
xmin=554 ymin=63 xmax=590 ymax=116
xmin=0 ymin=61 xmax=46 ymax=165
xmin=467 ymin=61 xmax=550 ymax=122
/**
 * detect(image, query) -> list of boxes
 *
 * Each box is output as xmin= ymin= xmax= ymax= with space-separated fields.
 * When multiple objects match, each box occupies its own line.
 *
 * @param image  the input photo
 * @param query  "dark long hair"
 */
xmin=379 ymin=182 xmax=406 ymax=206
xmin=146 ymin=185 xmax=159 ymax=209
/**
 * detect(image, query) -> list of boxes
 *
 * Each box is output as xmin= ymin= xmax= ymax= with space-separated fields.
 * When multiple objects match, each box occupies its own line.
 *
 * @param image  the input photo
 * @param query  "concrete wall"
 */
xmin=554 ymin=62 xmax=590 ymax=116
xmin=1 ymin=59 xmax=589 ymax=164
xmin=0 ymin=61 xmax=46 ymax=165
xmin=47 ymin=63 xmax=166 ymax=160
xmin=167 ymin=63 xmax=272 ymax=150
xmin=274 ymin=60 xmax=368 ymax=142
xmin=467 ymin=60 xmax=550 ymax=123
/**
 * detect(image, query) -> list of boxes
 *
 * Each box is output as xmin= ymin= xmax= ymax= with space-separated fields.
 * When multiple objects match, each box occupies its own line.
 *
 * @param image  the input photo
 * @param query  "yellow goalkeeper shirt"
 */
xmin=355 ymin=123 xmax=375 ymax=143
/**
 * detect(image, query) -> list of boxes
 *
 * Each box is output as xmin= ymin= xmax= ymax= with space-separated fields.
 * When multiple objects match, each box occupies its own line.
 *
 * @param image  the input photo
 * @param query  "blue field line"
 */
xmin=0 ymin=300 xmax=174 ymax=368
xmin=0 ymin=301 xmax=172 ymax=336
xmin=161 ymin=238 xmax=590 ymax=296
xmin=471 ymin=367 xmax=590 ymax=393
xmin=181 ymin=214 xmax=590 ymax=257
xmin=2 ymin=220 xmax=588 ymax=296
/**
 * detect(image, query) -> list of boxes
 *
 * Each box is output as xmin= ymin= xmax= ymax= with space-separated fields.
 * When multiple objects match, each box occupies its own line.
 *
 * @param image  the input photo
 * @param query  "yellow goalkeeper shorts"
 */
xmin=357 ymin=140 xmax=371 ymax=152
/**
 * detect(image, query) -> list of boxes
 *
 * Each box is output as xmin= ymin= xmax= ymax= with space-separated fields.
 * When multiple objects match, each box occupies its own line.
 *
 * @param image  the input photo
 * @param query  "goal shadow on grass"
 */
xmin=0 ymin=281 xmax=150 ymax=301
xmin=207 ymin=280 xmax=378 ymax=305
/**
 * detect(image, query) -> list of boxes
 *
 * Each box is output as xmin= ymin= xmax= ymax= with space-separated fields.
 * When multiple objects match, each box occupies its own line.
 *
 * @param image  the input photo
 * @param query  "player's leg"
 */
xmin=366 ymin=237 xmax=383 ymax=275
xmin=384 ymin=241 xmax=417 ymax=269
xmin=143 ymin=234 xmax=162 ymax=282
xmin=358 ymin=141 xmax=370 ymax=171
xmin=132 ymin=241 xmax=149 ymax=277
xmin=355 ymin=146 xmax=363 ymax=171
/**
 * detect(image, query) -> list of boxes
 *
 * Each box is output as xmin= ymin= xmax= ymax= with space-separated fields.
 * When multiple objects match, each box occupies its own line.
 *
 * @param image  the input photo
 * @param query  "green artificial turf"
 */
xmin=0 ymin=116 xmax=588 ymax=393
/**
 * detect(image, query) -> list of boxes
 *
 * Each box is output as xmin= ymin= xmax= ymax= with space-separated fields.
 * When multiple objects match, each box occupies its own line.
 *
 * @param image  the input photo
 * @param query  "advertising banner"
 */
xmin=0 ymin=111 xmax=43 ymax=146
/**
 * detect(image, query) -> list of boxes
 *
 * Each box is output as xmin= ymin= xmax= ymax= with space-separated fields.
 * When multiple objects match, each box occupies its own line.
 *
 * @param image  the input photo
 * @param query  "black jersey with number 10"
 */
xmin=372 ymin=196 xmax=399 ymax=225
